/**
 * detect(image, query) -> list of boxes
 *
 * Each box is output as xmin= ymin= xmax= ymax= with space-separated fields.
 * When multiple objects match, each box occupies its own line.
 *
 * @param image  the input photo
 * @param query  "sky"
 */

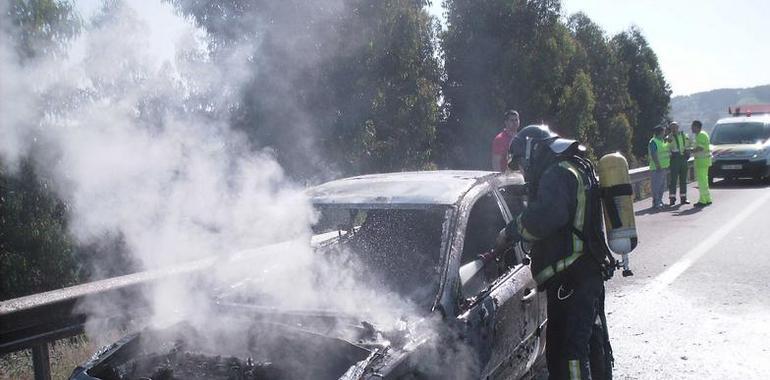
xmin=430 ymin=0 xmax=770 ymax=97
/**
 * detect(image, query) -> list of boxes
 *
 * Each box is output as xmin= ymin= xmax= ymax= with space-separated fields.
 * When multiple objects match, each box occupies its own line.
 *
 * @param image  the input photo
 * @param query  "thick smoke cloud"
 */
xmin=0 ymin=2 xmax=477 ymax=377
xmin=1 ymin=0 xmax=430 ymax=338
xmin=0 ymin=1 xmax=37 ymax=170
xmin=2 ymin=1 xmax=307 ymax=266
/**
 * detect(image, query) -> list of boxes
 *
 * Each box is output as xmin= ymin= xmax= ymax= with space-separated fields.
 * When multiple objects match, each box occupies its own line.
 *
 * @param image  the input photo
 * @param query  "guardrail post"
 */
xmin=32 ymin=343 xmax=52 ymax=380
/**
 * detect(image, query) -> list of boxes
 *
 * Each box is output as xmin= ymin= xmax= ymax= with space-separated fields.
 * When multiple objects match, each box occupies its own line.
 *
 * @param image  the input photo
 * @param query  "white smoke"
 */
xmin=0 ymin=2 xmax=37 ymax=170
xmin=1 ymin=0 xmax=285 ymax=329
xmin=1 ymin=0 xmax=431 ymax=335
xmin=0 ymin=3 xmax=481 ymax=378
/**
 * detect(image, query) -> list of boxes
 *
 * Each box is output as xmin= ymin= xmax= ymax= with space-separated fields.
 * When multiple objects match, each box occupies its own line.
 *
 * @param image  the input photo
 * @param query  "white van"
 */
xmin=709 ymin=105 xmax=770 ymax=183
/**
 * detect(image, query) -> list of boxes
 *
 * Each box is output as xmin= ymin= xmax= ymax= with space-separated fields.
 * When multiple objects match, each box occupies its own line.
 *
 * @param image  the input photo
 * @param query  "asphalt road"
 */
xmin=605 ymin=178 xmax=770 ymax=379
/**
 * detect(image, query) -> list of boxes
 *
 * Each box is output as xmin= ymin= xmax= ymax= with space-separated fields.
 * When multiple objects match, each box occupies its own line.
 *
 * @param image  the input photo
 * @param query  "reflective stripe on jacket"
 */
xmin=511 ymin=160 xmax=589 ymax=288
xmin=532 ymin=161 xmax=586 ymax=285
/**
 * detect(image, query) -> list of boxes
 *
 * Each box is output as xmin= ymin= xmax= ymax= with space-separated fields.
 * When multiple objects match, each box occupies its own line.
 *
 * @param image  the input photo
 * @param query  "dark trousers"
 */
xmin=668 ymin=153 xmax=688 ymax=199
xmin=546 ymin=271 xmax=612 ymax=380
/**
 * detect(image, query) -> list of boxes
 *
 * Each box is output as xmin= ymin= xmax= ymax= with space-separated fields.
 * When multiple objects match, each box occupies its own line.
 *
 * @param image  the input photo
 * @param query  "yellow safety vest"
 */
xmin=694 ymin=131 xmax=711 ymax=166
xmin=649 ymin=137 xmax=670 ymax=170
xmin=670 ymin=132 xmax=688 ymax=154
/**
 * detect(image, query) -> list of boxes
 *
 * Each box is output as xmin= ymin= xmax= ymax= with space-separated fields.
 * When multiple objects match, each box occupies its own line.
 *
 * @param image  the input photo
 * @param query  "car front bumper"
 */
xmin=709 ymin=159 xmax=770 ymax=179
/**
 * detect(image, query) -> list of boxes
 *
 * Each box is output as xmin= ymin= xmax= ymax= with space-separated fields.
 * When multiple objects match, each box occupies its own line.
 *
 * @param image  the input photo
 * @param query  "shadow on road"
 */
xmin=672 ymin=206 xmax=705 ymax=216
xmin=636 ymin=177 xmax=767 ymax=217
xmin=635 ymin=206 xmax=662 ymax=216
xmin=635 ymin=203 xmax=689 ymax=216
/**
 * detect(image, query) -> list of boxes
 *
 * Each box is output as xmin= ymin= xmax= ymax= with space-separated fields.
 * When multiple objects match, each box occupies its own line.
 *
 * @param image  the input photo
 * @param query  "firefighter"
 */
xmin=691 ymin=120 xmax=712 ymax=207
xmin=495 ymin=125 xmax=613 ymax=380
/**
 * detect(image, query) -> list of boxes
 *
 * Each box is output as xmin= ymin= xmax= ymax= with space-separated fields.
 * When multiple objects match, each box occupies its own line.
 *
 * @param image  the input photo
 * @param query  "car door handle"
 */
xmin=522 ymin=288 xmax=537 ymax=304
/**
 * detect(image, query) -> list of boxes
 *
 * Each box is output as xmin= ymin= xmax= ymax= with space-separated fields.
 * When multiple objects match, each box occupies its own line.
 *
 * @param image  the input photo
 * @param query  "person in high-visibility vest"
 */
xmin=666 ymin=122 xmax=690 ymax=205
xmin=691 ymin=120 xmax=712 ymax=207
xmin=648 ymin=125 xmax=670 ymax=209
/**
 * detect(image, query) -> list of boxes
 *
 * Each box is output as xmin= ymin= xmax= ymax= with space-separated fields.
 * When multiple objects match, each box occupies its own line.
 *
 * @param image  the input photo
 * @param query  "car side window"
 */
xmin=498 ymin=184 xmax=531 ymax=261
xmin=498 ymin=185 xmax=526 ymax=216
xmin=461 ymin=192 xmax=506 ymax=264
xmin=459 ymin=191 xmax=508 ymax=298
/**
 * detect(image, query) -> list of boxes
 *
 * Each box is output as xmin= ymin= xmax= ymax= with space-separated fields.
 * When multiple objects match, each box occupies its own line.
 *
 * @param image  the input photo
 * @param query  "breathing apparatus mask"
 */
xmin=508 ymin=125 xmax=584 ymax=186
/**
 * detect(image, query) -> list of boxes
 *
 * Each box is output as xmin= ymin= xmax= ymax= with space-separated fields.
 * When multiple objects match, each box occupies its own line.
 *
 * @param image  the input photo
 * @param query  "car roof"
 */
xmin=716 ymin=115 xmax=770 ymax=125
xmin=307 ymin=170 xmax=521 ymax=207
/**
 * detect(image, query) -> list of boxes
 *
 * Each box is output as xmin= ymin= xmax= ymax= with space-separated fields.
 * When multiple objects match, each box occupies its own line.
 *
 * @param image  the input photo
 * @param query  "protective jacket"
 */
xmin=505 ymin=156 xmax=604 ymax=290
xmin=669 ymin=132 xmax=690 ymax=155
xmin=648 ymin=137 xmax=670 ymax=170
xmin=504 ymin=127 xmax=615 ymax=379
xmin=694 ymin=131 xmax=712 ymax=166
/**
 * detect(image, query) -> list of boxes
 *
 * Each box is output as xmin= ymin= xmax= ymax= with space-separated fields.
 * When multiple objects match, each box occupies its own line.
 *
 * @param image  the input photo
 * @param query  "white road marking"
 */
xmin=646 ymin=190 xmax=770 ymax=294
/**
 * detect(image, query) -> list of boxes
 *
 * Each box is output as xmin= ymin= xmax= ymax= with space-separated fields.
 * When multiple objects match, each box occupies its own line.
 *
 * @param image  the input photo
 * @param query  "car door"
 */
xmin=496 ymin=183 xmax=547 ymax=373
xmin=455 ymin=189 xmax=535 ymax=379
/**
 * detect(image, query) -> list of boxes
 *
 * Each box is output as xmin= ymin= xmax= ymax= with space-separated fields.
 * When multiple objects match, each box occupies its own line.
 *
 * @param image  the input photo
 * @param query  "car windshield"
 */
xmin=711 ymin=122 xmax=770 ymax=144
xmin=312 ymin=206 xmax=448 ymax=309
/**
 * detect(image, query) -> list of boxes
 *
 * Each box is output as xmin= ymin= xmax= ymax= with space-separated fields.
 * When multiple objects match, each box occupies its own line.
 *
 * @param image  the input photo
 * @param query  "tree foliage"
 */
xmin=439 ymin=0 xmax=569 ymax=168
xmin=6 ymin=0 xmax=80 ymax=60
xmin=0 ymin=162 xmax=79 ymax=299
xmin=173 ymin=0 xmax=442 ymax=178
xmin=556 ymin=70 xmax=597 ymax=157
xmin=1 ymin=0 xmax=82 ymax=300
xmin=568 ymin=12 xmax=634 ymax=160
xmin=611 ymin=27 xmax=671 ymax=160
xmin=441 ymin=1 xmax=670 ymax=168
xmin=2 ymin=0 xmax=676 ymax=298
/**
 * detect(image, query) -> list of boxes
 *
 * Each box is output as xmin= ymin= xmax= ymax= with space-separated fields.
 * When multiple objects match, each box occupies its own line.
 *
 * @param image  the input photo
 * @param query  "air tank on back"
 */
xmin=598 ymin=152 xmax=637 ymax=276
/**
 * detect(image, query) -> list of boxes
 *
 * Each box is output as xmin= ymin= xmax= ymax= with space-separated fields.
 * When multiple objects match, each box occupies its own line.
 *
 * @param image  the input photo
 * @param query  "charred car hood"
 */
xmin=69 ymin=307 xmax=431 ymax=380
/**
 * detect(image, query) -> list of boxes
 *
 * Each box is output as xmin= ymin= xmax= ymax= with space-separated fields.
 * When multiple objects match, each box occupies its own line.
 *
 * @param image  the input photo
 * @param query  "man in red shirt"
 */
xmin=491 ymin=110 xmax=520 ymax=171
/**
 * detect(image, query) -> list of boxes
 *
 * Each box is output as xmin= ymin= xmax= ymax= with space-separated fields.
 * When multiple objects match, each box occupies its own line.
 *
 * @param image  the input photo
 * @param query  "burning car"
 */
xmin=70 ymin=171 xmax=546 ymax=380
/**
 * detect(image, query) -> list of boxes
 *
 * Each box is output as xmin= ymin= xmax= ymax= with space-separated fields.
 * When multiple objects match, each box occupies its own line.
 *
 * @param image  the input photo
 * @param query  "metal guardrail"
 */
xmin=0 ymin=163 xmax=694 ymax=380
xmin=629 ymin=158 xmax=695 ymax=202
xmin=0 ymin=257 xmax=217 ymax=380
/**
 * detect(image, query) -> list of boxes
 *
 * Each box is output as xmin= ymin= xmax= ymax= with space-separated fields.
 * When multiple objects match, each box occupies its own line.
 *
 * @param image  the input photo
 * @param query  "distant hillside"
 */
xmin=670 ymin=84 xmax=770 ymax=133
